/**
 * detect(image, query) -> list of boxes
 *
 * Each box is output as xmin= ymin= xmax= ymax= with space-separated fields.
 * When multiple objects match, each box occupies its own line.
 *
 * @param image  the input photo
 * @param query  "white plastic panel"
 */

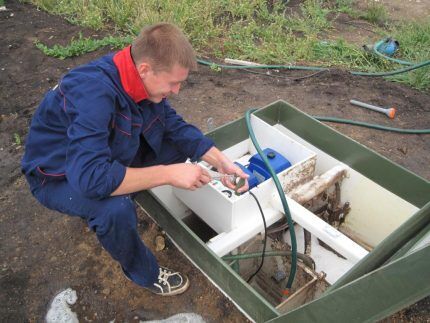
xmin=271 ymin=196 xmax=369 ymax=263
xmin=272 ymin=123 xmax=419 ymax=248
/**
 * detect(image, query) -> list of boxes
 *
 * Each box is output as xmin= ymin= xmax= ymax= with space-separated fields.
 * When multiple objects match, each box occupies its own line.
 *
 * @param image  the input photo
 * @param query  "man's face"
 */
xmin=138 ymin=62 xmax=189 ymax=103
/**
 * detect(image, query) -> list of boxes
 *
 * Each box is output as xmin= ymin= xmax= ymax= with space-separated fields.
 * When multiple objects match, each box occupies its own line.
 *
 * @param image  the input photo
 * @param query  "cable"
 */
xmin=314 ymin=116 xmax=430 ymax=134
xmin=267 ymin=222 xmax=289 ymax=234
xmin=245 ymin=109 xmax=297 ymax=293
xmin=246 ymin=191 xmax=268 ymax=283
xmin=243 ymin=68 xmax=326 ymax=81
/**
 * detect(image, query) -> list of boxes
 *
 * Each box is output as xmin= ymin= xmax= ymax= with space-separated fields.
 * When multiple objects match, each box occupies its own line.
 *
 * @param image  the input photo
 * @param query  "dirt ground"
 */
xmin=0 ymin=0 xmax=429 ymax=322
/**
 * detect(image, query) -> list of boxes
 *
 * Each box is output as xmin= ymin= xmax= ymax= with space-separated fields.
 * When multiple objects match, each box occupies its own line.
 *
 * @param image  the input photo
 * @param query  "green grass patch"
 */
xmin=387 ymin=21 xmax=430 ymax=90
xmin=311 ymin=39 xmax=385 ymax=69
xmin=13 ymin=133 xmax=22 ymax=146
xmin=361 ymin=2 xmax=389 ymax=26
xmin=35 ymin=34 xmax=132 ymax=59
xmin=30 ymin=0 xmax=429 ymax=90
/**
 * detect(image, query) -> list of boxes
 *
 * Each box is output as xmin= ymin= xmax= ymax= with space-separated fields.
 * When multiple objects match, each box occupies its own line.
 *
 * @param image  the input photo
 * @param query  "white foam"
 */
xmin=46 ymin=288 xmax=79 ymax=323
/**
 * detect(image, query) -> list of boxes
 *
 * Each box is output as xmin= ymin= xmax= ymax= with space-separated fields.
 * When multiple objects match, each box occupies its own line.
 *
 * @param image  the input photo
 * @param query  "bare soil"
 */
xmin=0 ymin=1 xmax=429 ymax=322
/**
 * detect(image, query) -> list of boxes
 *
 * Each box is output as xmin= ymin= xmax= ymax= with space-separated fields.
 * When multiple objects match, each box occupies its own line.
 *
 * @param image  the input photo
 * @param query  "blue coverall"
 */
xmin=22 ymin=46 xmax=214 ymax=287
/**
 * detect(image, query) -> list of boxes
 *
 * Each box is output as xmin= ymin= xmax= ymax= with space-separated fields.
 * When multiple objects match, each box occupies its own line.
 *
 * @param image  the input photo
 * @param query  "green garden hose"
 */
xmin=373 ymin=39 xmax=414 ymax=66
xmin=223 ymin=250 xmax=315 ymax=270
xmin=245 ymin=109 xmax=297 ymax=293
xmin=198 ymin=59 xmax=327 ymax=71
xmin=351 ymin=60 xmax=430 ymax=77
xmin=314 ymin=116 xmax=430 ymax=134
xmin=197 ymin=58 xmax=430 ymax=77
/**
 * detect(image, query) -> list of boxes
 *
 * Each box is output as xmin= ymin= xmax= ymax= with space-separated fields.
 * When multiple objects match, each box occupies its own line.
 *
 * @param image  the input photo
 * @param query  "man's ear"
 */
xmin=136 ymin=62 xmax=152 ymax=79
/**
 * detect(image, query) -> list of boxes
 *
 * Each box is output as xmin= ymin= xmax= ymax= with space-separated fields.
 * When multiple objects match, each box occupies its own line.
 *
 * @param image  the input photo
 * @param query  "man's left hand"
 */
xmin=217 ymin=161 xmax=249 ymax=194
xmin=202 ymin=146 xmax=249 ymax=193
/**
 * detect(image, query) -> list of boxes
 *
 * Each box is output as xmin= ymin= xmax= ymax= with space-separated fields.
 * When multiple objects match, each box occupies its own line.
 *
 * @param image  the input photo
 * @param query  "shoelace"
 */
xmin=152 ymin=270 xmax=171 ymax=293
xmin=153 ymin=268 xmax=183 ymax=294
xmin=158 ymin=268 xmax=172 ymax=286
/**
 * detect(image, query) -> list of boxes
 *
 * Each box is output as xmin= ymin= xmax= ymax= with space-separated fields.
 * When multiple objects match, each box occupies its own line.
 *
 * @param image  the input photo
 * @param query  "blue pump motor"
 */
xmin=236 ymin=148 xmax=292 ymax=190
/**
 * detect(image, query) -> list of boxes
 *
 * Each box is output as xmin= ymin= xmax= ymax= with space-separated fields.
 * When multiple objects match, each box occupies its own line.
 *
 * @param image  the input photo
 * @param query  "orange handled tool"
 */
xmin=350 ymin=99 xmax=396 ymax=119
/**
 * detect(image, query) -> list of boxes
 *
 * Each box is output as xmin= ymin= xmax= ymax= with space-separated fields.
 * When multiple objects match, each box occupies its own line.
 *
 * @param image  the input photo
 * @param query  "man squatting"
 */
xmin=22 ymin=23 xmax=249 ymax=296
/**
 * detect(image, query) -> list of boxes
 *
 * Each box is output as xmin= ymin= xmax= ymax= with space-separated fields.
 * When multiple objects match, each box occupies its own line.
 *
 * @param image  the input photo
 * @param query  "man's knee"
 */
xmin=88 ymin=195 xmax=137 ymax=236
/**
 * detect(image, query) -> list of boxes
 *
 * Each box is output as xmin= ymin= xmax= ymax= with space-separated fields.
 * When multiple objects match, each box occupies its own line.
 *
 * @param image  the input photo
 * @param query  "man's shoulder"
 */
xmin=65 ymin=53 xmax=117 ymax=83
xmin=60 ymin=54 xmax=122 ymax=99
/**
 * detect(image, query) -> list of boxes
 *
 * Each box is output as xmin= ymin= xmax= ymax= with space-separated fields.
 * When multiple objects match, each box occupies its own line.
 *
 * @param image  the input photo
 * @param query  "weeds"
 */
xmin=362 ymin=2 xmax=388 ymax=26
xmin=13 ymin=133 xmax=21 ymax=146
xmin=209 ymin=63 xmax=222 ymax=73
xmin=387 ymin=21 xmax=430 ymax=90
xmin=30 ymin=0 xmax=430 ymax=90
xmin=35 ymin=34 xmax=132 ymax=59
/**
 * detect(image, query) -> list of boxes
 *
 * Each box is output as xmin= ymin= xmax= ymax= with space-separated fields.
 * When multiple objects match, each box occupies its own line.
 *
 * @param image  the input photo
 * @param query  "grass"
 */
xmin=335 ymin=0 xmax=356 ymax=15
xmin=29 ymin=0 xmax=430 ymax=90
xmin=361 ymin=2 xmax=388 ymax=26
xmin=388 ymin=21 xmax=430 ymax=90
xmin=13 ymin=133 xmax=21 ymax=146
xmin=35 ymin=34 xmax=132 ymax=59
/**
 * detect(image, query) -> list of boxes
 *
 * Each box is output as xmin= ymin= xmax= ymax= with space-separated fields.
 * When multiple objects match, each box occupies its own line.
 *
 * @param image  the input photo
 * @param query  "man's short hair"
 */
xmin=131 ymin=23 xmax=197 ymax=72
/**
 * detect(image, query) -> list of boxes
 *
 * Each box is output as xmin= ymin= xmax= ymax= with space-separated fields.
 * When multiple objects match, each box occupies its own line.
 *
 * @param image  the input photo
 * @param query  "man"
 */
xmin=22 ymin=23 xmax=248 ymax=296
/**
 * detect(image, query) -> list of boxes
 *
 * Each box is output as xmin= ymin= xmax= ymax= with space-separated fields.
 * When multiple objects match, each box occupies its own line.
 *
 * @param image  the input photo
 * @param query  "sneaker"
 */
xmin=123 ymin=266 xmax=190 ymax=296
xmin=146 ymin=266 xmax=190 ymax=296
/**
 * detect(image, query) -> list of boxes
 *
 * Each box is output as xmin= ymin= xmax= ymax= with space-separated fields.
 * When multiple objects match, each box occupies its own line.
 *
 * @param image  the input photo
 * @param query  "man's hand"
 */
xmin=202 ymin=147 xmax=249 ymax=194
xmin=166 ymin=163 xmax=211 ymax=190
xmin=217 ymin=160 xmax=249 ymax=193
xmin=111 ymin=148 xmax=247 ymax=196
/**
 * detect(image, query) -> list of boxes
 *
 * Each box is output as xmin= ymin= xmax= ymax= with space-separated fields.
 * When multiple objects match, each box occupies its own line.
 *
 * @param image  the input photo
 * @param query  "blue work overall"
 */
xmin=22 ymin=46 xmax=214 ymax=287
xmin=26 ymin=142 xmax=187 ymax=287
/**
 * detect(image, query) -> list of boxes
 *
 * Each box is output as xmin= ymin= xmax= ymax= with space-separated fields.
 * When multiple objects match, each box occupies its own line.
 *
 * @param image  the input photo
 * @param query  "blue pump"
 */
xmin=235 ymin=148 xmax=292 ymax=190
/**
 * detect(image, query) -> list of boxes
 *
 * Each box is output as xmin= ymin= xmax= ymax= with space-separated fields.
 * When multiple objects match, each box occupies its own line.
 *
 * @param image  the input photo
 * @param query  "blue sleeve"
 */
xmin=62 ymin=74 xmax=126 ymax=199
xmin=162 ymin=100 xmax=214 ymax=161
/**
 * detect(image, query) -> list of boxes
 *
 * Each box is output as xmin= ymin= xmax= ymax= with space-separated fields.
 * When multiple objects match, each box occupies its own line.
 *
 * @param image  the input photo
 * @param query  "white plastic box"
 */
xmin=173 ymin=115 xmax=317 ymax=234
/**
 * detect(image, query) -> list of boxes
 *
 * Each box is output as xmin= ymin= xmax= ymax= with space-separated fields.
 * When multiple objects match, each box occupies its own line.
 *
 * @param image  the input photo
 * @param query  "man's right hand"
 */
xmin=166 ymin=163 xmax=211 ymax=190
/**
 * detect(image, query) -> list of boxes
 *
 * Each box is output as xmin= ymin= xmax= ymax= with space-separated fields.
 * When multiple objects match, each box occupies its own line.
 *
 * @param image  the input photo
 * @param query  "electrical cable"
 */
xmin=314 ymin=116 xmax=430 ymax=134
xmin=267 ymin=222 xmax=290 ymax=234
xmin=246 ymin=191 xmax=268 ymax=283
xmin=245 ymin=109 xmax=297 ymax=294
xmin=243 ymin=68 xmax=326 ymax=81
